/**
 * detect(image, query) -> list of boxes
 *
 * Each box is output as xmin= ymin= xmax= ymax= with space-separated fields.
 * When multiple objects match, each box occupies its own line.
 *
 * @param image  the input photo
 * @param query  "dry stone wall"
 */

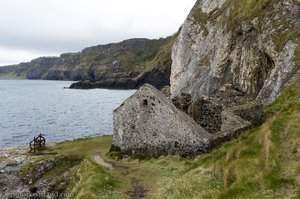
xmin=111 ymin=84 xmax=212 ymax=157
xmin=193 ymin=98 xmax=223 ymax=134
xmin=172 ymin=94 xmax=223 ymax=134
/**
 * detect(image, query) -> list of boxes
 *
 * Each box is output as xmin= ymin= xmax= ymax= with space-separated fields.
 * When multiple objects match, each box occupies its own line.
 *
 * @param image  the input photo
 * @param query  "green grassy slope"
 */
xmin=146 ymin=76 xmax=300 ymax=199
xmin=0 ymin=73 xmax=26 ymax=79
xmin=26 ymin=76 xmax=300 ymax=199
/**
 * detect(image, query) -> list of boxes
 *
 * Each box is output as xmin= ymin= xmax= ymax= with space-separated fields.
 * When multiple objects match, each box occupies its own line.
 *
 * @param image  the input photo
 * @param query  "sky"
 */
xmin=0 ymin=0 xmax=196 ymax=66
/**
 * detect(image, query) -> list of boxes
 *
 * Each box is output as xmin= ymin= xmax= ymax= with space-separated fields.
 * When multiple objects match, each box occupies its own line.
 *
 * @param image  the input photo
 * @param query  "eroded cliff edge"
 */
xmin=171 ymin=0 xmax=300 ymax=105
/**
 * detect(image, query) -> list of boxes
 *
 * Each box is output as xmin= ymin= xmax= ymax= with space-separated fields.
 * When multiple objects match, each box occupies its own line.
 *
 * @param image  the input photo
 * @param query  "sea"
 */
xmin=0 ymin=79 xmax=135 ymax=149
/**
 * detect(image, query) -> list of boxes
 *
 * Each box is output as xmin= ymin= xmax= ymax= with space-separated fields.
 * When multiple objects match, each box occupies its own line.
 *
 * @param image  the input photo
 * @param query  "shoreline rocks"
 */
xmin=69 ymin=79 xmax=138 ymax=90
xmin=0 ymin=146 xmax=79 ymax=199
xmin=69 ymin=67 xmax=171 ymax=90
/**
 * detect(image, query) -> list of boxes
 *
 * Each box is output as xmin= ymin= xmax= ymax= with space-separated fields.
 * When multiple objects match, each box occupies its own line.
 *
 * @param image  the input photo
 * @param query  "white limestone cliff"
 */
xmin=171 ymin=0 xmax=300 ymax=105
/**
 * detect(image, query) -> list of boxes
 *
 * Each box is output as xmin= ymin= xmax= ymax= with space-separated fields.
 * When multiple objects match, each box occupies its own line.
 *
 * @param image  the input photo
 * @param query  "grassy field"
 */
xmin=27 ymin=77 xmax=300 ymax=199
xmin=0 ymin=73 xmax=26 ymax=79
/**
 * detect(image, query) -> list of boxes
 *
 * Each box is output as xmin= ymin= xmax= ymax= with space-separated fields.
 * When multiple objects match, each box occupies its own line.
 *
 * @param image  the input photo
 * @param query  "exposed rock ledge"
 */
xmin=0 ymin=146 xmax=72 ymax=199
xmin=69 ymin=79 xmax=138 ymax=90
xmin=69 ymin=67 xmax=170 ymax=90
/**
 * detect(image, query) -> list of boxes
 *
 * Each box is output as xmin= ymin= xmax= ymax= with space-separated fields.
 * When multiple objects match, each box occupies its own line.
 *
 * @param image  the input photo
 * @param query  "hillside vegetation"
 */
xmin=0 ymin=36 xmax=175 ymax=89
xmin=2 ymin=0 xmax=300 ymax=198
xmin=16 ymin=75 xmax=300 ymax=199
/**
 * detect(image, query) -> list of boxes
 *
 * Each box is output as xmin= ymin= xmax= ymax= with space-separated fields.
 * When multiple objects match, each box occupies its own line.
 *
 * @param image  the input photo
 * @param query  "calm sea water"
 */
xmin=0 ymin=80 xmax=135 ymax=149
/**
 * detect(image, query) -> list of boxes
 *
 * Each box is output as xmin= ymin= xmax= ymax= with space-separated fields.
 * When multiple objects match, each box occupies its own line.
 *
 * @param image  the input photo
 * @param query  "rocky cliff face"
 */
xmin=0 ymin=37 xmax=174 ymax=89
xmin=69 ymin=36 xmax=175 ymax=89
xmin=171 ymin=0 xmax=300 ymax=105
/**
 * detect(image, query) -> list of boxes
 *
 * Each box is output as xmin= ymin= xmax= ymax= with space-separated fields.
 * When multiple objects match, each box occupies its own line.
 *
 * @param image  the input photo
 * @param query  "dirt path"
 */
xmin=126 ymin=177 xmax=148 ymax=199
xmin=94 ymin=152 xmax=114 ymax=170
xmin=94 ymin=153 xmax=148 ymax=199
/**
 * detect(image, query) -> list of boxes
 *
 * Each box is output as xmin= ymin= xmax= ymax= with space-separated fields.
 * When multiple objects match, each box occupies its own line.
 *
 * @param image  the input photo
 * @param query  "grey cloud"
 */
xmin=0 ymin=0 xmax=196 ymax=65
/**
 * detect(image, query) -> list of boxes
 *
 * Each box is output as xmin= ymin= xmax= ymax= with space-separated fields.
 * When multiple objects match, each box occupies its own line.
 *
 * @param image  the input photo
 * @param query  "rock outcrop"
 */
xmin=170 ymin=0 xmax=300 ymax=105
xmin=0 ymin=37 xmax=175 ymax=90
xmin=0 ymin=146 xmax=82 ymax=199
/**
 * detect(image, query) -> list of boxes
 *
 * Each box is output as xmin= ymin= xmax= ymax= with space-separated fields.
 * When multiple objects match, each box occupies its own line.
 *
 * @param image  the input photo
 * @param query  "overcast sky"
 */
xmin=0 ymin=0 xmax=196 ymax=66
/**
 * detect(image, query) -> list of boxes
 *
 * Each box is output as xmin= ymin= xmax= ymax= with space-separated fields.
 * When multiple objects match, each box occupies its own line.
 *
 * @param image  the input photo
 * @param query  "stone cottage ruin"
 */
xmin=111 ymin=84 xmax=264 ymax=157
xmin=111 ymin=84 xmax=212 ymax=157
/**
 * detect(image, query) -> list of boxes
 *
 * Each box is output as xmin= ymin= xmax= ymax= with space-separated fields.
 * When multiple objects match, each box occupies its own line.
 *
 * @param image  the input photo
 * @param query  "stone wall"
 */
xmin=171 ymin=93 xmax=192 ymax=114
xmin=111 ymin=84 xmax=212 ymax=157
xmin=229 ymin=103 xmax=264 ymax=127
xmin=172 ymin=95 xmax=223 ymax=134
xmin=193 ymin=98 xmax=223 ymax=134
xmin=112 ymin=85 xmax=264 ymax=157
xmin=209 ymin=121 xmax=251 ymax=149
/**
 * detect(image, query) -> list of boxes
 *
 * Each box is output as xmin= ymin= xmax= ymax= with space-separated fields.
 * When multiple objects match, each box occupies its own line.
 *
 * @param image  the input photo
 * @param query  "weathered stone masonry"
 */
xmin=111 ymin=84 xmax=264 ymax=157
xmin=111 ymin=84 xmax=212 ymax=157
xmin=172 ymin=95 xmax=223 ymax=134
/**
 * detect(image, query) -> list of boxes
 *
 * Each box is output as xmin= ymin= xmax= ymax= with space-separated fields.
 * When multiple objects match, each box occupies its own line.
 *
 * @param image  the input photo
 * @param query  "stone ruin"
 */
xmin=110 ymin=84 xmax=212 ymax=157
xmin=172 ymin=94 xmax=223 ymax=134
xmin=110 ymin=84 xmax=264 ymax=157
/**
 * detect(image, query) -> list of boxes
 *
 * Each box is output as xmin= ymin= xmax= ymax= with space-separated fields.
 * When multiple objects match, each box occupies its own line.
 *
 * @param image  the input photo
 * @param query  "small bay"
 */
xmin=0 ymin=80 xmax=135 ymax=148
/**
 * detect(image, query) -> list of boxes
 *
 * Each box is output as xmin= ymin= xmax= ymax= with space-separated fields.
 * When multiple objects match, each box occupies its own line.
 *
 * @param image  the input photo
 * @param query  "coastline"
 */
xmin=0 ymin=135 xmax=114 ymax=198
xmin=0 ymin=80 xmax=130 ymax=149
xmin=0 ymin=77 xmax=26 ymax=80
xmin=0 ymin=133 xmax=111 ymax=151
